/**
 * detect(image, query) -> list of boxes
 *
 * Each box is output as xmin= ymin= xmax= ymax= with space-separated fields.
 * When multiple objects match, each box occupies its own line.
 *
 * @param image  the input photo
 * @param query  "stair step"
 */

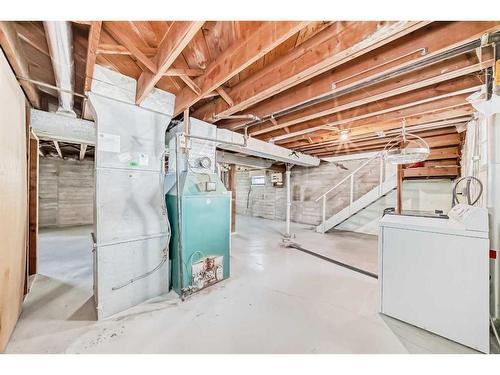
xmin=316 ymin=177 xmax=397 ymax=233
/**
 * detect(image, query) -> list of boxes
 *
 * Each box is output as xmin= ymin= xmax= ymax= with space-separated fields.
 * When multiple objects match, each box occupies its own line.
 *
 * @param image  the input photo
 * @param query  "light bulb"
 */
xmin=339 ymin=129 xmax=349 ymax=141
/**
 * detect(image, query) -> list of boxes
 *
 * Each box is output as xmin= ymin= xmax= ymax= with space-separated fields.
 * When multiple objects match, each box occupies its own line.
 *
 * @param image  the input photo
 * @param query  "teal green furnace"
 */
xmin=166 ymin=172 xmax=231 ymax=297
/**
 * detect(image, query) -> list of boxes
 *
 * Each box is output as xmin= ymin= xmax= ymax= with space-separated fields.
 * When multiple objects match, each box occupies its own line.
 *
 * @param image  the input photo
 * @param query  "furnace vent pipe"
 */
xmin=44 ymin=21 xmax=76 ymax=117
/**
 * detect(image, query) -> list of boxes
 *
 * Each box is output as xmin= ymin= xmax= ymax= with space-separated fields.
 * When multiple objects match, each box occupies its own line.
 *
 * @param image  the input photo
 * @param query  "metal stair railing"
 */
xmin=315 ymin=152 xmax=390 ymax=231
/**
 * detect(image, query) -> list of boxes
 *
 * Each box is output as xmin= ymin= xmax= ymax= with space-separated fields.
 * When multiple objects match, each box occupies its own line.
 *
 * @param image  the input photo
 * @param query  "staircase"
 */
xmin=315 ymin=153 xmax=397 ymax=233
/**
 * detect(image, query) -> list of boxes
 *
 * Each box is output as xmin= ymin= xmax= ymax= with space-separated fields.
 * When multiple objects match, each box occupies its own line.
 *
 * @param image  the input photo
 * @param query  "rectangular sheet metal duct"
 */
xmin=89 ymin=66 xmax=174 ymax=319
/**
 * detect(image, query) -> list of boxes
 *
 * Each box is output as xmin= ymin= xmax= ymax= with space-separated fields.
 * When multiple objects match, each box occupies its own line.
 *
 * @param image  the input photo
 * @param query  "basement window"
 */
xmin=251 ymin=175 xmax=266 ymax=186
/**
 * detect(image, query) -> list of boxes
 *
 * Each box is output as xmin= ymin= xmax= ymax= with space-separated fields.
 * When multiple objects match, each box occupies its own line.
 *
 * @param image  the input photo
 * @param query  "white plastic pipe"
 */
xmin=488 ymin=112 xmax=500 ymax=320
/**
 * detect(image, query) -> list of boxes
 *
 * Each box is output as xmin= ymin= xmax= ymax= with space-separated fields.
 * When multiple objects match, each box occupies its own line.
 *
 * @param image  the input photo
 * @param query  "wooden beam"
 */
xmin=216 ymin=87 xmax=234 ymax=107
xmin=281 ymin=105 xmax=473 ymax=150
xmin=215 ymin=22 xmax=500 ymax=131
xmin=299 ymin=118 xmax=467 ymax=156
xmin=203 ymin=91 xmax=219 ymax=99
xmin=174 ymin=21 xmax=312 ymax=116
xmin=0 ymin=21 xmax=41 ymax=108
xmin=84 ymin=21 xmax=102 ymax=92
xmin=254 ymin=58 xmax=490 ymax=138
xmin=15 ymin=22 xmax=49 ymax=57
xmin=403 ymin=166 xmax=459 ymax=178
xmin=310 ymin=131 xmax=462 ymax=158
xmin=308 ymin=129 xmax=461 ymax=155
xmin=97 ymin=43 xmax=157 ymax=56
xmin=79 ymin=144 xmax=87 ymax=160
xmin=136 ymin=21 xmax=204 ymax=104
xmin=164 ymin=68 xmax=204 ymax=77
xmin=192 ymin=21 xmax=430 ymax=121
xmin=422 ymin=159 xmax=459 ymax=167
xmin=179 ymin=75 xmax=201 ymax=95
xmin=265 ymin=79 xmax=481 ymax=142
xmin=427 ymin=146 xmax=459 ymax=160
xmin=53 ymin=140 xmax=62 ymax=158
xmin=299 ymin=122 xmax=465 ymax=153
xmin=103 ymin=22 xmax=157 ymax=73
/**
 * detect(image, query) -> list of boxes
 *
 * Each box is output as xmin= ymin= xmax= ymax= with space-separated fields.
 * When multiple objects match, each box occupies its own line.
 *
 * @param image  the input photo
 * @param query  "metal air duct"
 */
xmin=44 ymin=21 xmax=76 ymax=117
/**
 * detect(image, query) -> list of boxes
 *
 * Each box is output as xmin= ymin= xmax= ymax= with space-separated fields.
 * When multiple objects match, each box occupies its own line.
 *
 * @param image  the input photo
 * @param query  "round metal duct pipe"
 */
xmin=43 ymin=21 xmax=76 ymax=117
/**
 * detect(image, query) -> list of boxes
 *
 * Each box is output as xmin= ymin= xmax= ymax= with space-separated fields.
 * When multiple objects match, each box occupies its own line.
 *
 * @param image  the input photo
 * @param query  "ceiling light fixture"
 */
xmin=339 ymin=129 xmax=349 ymax=141
xmin=383 ymin=119 xmax=430 ymax=165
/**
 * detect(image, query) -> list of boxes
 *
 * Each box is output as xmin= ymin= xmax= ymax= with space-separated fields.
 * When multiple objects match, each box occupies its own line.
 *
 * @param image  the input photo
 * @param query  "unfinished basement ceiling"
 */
xmin=1 ymin=21 xmax=499 ymax=170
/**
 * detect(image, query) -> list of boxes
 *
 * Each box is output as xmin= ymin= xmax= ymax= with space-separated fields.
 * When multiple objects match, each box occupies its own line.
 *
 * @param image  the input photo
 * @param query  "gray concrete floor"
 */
xmin=6 ymin=215 xmax=496 ymax=353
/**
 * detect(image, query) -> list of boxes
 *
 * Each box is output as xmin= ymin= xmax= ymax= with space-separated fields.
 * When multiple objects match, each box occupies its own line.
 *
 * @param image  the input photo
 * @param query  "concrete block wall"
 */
xmin=235 ymin=170 xmax=286 ymax=220
xmin=39 ymin=157 xmax=94 ymax=228
xmin=235 ymin=159 xmax=454 ymax=235
xmin=235 ymin=157 xmax=382 ymax=226
xmin=291 ymin=158 xmax=381 ymax=225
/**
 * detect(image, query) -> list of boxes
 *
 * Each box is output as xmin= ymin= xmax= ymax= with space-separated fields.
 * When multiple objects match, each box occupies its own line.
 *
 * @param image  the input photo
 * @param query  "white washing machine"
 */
xmin=379 ymin=204 xmax=490 ymax=353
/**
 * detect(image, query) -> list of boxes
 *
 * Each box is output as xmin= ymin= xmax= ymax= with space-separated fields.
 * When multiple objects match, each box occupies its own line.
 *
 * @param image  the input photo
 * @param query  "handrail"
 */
xmin=314 ymin=151 xmax=384 ymax=202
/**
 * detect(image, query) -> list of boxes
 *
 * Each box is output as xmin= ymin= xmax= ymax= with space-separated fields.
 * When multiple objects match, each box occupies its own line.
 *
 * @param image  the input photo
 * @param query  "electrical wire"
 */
xmin=111 ymin=149 xmax=171 ymax=291
xmin=112 ymin=248 xmax=169 ymax=291
xmin=183 ymin=250 xmax=206 ymax=277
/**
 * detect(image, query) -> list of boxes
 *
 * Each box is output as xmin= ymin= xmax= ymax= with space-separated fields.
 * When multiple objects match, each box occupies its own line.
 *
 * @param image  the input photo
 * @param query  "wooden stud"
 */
xmin=267 ymin=84 xmax=480 ymax=142
xmin=403 ymin=166 xmax=459 ymax=178
xmin=103 ymin=22 xmax=157 ymax=73
xmin=84 ymin=21 xmax=102 ymax=92
xmin=174 ymin=21 xmax=312 ymax=116
xmin=97 ymin=43 xmax=157 ymax=56
xmin=281 ymin=106 xmax=473 ymax=150
xmin=214 ymin=22 xmax=500 ymax=131
xmin=164 ymin=68 xmax=204 ymax=77
xmin=253 ymin=61 xmax=490 ymax=138
xmin=53 ymin=140 xmax=62 ymax=158
xmin=136 ymin=21 xmax=205 ymax=104
xmin=0 ymin=21 xmax=41 ymax=108
xmin=15 ymin=22 xmax=50 ymax=57
xmin=79 ymin=144 xmax=87 ymax=160
xmin=179 ymin=75 xmax=202 ymax=95
xmin=216 ymin=87 xmax=234 ymax=107
xmin=203 ymin=91 xmax=219 ymax=99
xmin=192 ymin=21 xmax=430 ymax=121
